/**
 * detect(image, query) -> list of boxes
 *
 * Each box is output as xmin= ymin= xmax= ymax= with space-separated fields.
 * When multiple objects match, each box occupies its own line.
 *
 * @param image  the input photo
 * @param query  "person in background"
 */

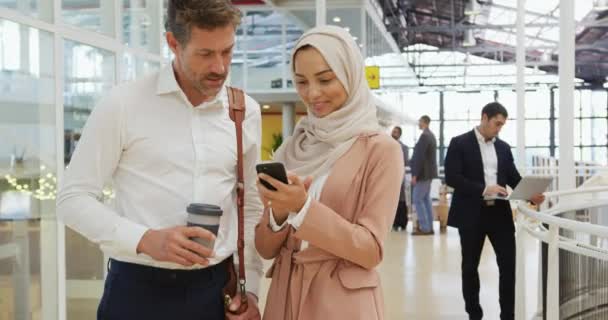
xmin=445 ymin=102 xmax=545 ymax=320
xmin=410 ymin=115 xmax=438 ymax=235
xmin=392 ymin=126 xmax=409 ymax=231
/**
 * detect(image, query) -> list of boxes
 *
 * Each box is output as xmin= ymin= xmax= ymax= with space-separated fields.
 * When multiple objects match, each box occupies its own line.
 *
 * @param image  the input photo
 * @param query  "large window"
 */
xmin=0 ymin=18 xmax=58 ymax=319
xmin=0 ymin=0 xmax=53 ymax=22
xmin=244 ymin=11 xmax=288 ymax=90
xmin=62 ymin=0 xmax=115 ymax=36
xmin=385 ymin=88 xmax=608 ymax=168
xmin=123 ymin=0 xmax=161 ymax=53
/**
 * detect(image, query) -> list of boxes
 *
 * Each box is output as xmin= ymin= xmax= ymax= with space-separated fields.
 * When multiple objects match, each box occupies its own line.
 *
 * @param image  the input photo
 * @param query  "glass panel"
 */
xmin=525 ymin=120 xmax=551 ymax=147
xmin=284 ymin=15 xmax=306 ymax=89
xmin=526 ymin=147 xmax=552 ymax=166
xmin=245 ymin=11 xmax=285 ymax=90
xmin=0 ymin=0 xmax=53 ymax=22
xmin=525 ymin=90 xmax=550 ymax=118
xmin=444 ymin=91 xmax=494 ymax=120
xmin=122 ymin=53 xmax=160 ymax=82
xmin=161 ymin=0 xmax=172 ymax=60
xmin=123 ymin=0 xmax=161 ymax=53
xmin=62 ymin=0 xmax=115 ymax=36
xmin=444 ymin=120 xmax=476 ymax=145
xmin=581 ymin=147 xmax=607 ymax=166
xmin=580 ymin=118 xmax=608 ymax=146
xmin=580 ymin=90 xmax=608 ymax=118
xmin=574 ymin=119 xmax=581 ymax=146
xmin=500 ymin=119 xmax=517 ymax=144
xmin=406 ymin=92 xmax=440 ymax=120
xmin=496 ymin=90 xmax=518 ymax=119
xmin=64 ymin=41 xmax=115 ymax=320
xmin=229 ymin=23 xmax=245 ymax=88
xmin=0 ymin=19 xmax=57 ymax=319
xmin=229 ymin=52 xmax=244 ymax=88
xmin=327 ymin=8 xmax=362 ymax=46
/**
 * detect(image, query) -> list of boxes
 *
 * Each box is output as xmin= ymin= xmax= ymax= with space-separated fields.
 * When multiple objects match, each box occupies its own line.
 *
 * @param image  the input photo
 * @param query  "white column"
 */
xmin=316 ymin=0 xmax=326 ymax=27
xmin=559 ymin=0 xmax=575 ymax=191
xmin=515 ymin=0 xmax=526 ymax=169
xmin=282 ymin=103 xmax=296 ymax=138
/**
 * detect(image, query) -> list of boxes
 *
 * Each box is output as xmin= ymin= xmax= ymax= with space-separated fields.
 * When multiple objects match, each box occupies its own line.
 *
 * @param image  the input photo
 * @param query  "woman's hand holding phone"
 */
xmin=256 ymin=172 xmax=312 ymax=225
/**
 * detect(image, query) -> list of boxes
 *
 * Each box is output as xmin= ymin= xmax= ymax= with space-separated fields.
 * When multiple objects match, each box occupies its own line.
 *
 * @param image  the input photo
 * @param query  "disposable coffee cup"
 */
xmin=187 ymin=203 xmax=222 ymax=249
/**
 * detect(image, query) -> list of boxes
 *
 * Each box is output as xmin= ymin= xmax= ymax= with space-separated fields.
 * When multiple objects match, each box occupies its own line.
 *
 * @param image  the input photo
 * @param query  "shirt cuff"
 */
xmin=114 ymin=218 xmax=149 ymax=256
xmin=482 ymin=186 xmax=488 ymax=197
xmin=287 ymin=195 xmax=312 ymax=230
xmin=268 ymin=208 xmax=289 ymax=232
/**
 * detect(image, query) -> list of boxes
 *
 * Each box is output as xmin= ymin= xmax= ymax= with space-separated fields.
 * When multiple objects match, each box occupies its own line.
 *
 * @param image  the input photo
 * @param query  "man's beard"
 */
xmin=190 ymin=73 xmax=227 ymax=96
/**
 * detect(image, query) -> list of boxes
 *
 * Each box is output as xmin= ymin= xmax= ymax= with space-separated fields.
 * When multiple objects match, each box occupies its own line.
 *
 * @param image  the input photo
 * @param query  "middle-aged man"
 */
xmin=57 ymin=1 xmax=263 ymax=319
xmin=391 ymin=126 xmax=409 ymax=231
xmin=410 ymin=115 xmax=438 ymax=235
xmin=445 ymin=102 xmax=545 ymax=320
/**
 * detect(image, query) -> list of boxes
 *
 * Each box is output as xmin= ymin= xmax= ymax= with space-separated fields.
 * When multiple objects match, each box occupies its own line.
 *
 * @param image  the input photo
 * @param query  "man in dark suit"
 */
xmin=410 ymin=115 xmax=438 ymax=235
xmin=391 ymin=126 xmax=409 ymax=231
xmin=445 ymin=102 xmax=544 ymax=320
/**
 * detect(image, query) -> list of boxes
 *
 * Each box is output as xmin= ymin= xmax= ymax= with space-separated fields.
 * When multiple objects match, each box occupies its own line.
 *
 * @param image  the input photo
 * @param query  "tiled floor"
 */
xmin=1 ymin=222 xmax=543 ymax=320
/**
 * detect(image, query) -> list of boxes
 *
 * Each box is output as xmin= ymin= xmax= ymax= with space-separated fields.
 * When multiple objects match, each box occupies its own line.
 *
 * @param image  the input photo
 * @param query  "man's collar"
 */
xmin=474 ymin=127 xmax=496 ymax=143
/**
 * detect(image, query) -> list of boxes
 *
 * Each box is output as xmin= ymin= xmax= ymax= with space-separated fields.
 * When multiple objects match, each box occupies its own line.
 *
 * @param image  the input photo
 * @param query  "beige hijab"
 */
xmin=273 ymin=25 xmax=379 ymax=178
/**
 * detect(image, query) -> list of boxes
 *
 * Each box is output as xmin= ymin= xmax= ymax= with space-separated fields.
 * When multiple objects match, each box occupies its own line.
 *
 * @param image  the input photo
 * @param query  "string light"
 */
xmin=4 ymin=168 xmax=115 ymax=201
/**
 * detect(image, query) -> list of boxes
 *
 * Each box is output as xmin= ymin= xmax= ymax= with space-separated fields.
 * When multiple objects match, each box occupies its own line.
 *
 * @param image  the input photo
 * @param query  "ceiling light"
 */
xmin=464 ymin=0 xmax=481 ymax=16
xmin=333 ymin=16 xmax=341 ymax=23
xmin=262 ymin=105 xmax=270 ymax=110
xmin=344 ymin=27 xmax=351 ymax=32
xmin=462 ymin=29 xmax=476 ymax=47
xmin=353 ymin=36 xmax=358 ymax=41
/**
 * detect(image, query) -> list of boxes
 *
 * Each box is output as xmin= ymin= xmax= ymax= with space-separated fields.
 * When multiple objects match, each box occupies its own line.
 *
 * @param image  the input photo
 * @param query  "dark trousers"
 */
xmin=97 ymin=259 xmax=228 ymax=320
xmin=393 ymin=200 xmax=408 ymax=229
xmin=458 ymin=205 xmax=516 ymax=320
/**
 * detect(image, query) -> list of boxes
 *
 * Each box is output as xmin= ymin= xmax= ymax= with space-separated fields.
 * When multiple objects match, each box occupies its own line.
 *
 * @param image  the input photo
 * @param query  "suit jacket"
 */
xmin=398 ymin=140 xmax=409 ymax=202
xmin=410 ymin=128 xmax=438 ymax=181
xmin=444 ymin=130 xmax=522 ymax=231
xmin=255 ymin=133 xmax=404 ymax=320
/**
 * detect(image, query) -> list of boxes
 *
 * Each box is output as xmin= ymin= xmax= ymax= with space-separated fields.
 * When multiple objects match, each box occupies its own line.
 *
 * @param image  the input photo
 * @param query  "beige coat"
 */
xmin=255 ymin=133 xmax=404 ymax=320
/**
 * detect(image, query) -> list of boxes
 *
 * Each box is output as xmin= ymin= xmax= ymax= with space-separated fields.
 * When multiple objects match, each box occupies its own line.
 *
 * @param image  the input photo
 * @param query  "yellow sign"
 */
xmin=366 ymin=66 xmax=380 ymax=89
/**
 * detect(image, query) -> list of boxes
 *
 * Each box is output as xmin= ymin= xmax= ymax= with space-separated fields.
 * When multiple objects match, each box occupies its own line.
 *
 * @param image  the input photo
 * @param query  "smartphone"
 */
xmin=255 ymin=162 xmax=289 ymax=191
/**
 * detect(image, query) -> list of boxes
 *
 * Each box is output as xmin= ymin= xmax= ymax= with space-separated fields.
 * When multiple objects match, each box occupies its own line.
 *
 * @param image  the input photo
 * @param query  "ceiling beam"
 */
xmin=488 ymin=3 xmax=559 ymax=22
xmin=394 ymin=22 xmax=561 ymax=33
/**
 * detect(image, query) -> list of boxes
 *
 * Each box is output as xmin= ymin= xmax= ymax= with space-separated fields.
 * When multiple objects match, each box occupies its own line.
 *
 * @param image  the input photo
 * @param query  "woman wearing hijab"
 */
xmin=254 ymin=25 xmax=404 ymax=320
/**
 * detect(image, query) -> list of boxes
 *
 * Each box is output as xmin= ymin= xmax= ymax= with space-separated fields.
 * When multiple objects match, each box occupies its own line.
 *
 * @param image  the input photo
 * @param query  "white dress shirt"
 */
xmin=474 ymin=127 xmax=498 ymax=195
xmin=268 ymin=172 xmax=330 ymax=250
xmin=57 ymin=64 xmax=264 ymax=293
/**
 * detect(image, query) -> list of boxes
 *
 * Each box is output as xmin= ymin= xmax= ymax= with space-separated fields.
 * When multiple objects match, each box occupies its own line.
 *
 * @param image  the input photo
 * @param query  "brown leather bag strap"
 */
xmin=227 ymin=86 xmax=247 ymax=303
